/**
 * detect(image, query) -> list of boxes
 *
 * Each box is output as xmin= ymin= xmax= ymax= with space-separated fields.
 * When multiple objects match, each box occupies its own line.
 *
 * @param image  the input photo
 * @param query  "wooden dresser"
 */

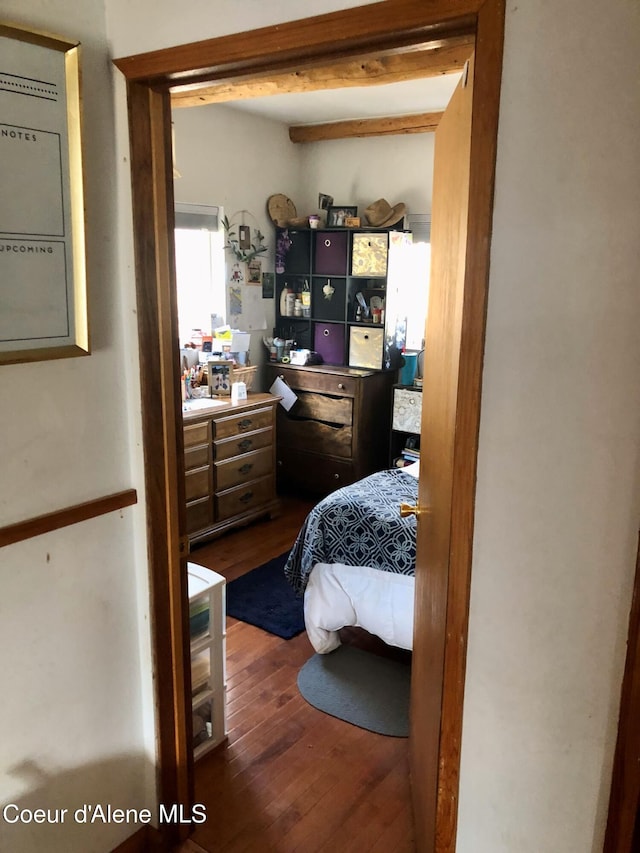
xmin=183 ymin=393 xmax=279 ymax=546
xmin=264 ymin=363 xmax=395 ymax=495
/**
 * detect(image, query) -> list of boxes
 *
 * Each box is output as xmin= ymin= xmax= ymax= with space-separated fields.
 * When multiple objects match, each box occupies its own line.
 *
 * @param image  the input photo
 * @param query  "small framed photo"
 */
xmin=247 ymin=257 xmax=262 ymax=284
xmin=344 ymin=216 xmax=361 ymax=228
xmin=327 ymin=206 xmax=357 ymax=227
xmin=262 ymin=272 xmax=275 ymax=299
xmin=318 ymin=193 xmax=334 ymax=211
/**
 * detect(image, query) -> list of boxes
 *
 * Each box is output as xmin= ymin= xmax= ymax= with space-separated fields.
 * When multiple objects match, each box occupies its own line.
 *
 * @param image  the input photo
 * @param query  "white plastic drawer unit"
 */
xmin=392 ymin=387 xmax=423 ymax=434
xmin=187 ymin=563 xmax=227 ymax=759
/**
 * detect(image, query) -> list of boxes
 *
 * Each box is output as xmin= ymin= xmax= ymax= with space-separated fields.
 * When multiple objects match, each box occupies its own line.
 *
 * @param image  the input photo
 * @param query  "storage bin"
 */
xmin=314 ymin=230 xmax=348 ymax=275
xmin=348 ymin=326 xmax=385 ymax=369
xmin=313 ymin=322 xmax=345 ymax=365
xmin=351 ymin=233 xmax=388 ymax=276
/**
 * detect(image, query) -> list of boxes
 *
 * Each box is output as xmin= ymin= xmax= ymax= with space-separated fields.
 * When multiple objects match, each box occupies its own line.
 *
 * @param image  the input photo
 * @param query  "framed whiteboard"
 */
xmin=0 ymin=23 xmax=89 ymax=364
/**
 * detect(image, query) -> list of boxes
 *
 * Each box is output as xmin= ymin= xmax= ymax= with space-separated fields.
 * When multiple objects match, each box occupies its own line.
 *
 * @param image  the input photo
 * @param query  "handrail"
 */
xmin=0 ymin=489 xmax=137 ymax=548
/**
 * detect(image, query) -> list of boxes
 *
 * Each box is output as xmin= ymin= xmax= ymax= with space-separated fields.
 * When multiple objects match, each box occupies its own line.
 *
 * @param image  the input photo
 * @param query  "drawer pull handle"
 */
xmin=238 ymin=418 xmax=253 ymax=431
xmin=337 ymin=383 xmax=345 ymax=390
xmin=324 ymin=239 xmax=331 ymax=247
xmin=323 ymin=329 xmax=330 ymax=337
xmin=238 ymin=438 xmax=253 ymax=451
xmin=239 ymin=463 xmax=253 ymax=475
xmin=334 ymin=473 xmax=340 ymax=479
xmin=239 ymin=491 xmax=254 ymax=504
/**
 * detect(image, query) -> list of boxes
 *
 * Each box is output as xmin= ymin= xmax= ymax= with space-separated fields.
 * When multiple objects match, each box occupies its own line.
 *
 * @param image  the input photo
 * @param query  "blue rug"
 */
xmin=225 ymin=551 xmax=305 ymax=639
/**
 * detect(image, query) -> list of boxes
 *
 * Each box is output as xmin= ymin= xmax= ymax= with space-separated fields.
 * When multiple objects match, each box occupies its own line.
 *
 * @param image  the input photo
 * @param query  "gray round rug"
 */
xmin=297 ymin=645 xmax=411 ymax=737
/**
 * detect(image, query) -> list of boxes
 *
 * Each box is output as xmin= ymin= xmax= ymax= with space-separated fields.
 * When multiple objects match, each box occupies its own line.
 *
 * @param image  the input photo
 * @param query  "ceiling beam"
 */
xmin=289 ymin=111 xmax=443 ymax=143
xmin=170 ymin=37 xmax=472 ymax=108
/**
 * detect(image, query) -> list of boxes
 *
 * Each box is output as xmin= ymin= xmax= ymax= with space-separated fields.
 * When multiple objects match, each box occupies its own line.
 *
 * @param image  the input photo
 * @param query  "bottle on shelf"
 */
xmin=286 ymin=290 xmax=296 ymax=317
xmin=280 ymin=284 xmax=291 ymax=316
xmin=301 ymin=279 xmax=311 ymax=318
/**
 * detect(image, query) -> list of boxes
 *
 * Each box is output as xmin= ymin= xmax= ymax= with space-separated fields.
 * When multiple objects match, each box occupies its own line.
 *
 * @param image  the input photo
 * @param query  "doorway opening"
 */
xmin=113 ymin=2 xmax=505 ymax=848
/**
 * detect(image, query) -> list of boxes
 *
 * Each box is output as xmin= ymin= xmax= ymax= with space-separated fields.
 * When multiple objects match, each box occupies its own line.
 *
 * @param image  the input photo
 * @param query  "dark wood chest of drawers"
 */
xmin=265 ymin=364 xmax=394 ymax=495
xmin=183 ymin=393 xmax=279 ymax=545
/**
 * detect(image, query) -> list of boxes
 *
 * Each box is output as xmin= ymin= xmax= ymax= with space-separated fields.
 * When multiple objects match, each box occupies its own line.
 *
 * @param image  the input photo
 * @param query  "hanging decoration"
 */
xmin=222 ymin=210 xmax=267 ymax=264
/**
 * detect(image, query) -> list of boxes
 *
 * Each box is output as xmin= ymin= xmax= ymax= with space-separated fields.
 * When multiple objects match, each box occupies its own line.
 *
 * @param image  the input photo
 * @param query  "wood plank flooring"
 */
xmin=185 ymin=496 xmax=415 ymax=853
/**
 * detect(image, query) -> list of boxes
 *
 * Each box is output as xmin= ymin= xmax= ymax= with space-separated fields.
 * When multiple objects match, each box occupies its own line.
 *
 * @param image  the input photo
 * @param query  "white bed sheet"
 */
xmin=304 ymin=562 xmax=415 ymax=654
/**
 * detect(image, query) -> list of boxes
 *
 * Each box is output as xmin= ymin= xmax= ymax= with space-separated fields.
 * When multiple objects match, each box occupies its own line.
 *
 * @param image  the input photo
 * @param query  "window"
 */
xmin=174 ymin=204 xmax=225 ymax=344
xmin=405 ymin=214 xmax=431 ymax=352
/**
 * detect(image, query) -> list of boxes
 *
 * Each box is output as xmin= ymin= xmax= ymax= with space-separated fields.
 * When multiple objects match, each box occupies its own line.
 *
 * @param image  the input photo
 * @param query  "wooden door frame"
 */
xmin=604 ymin=532 xmax=640 ymax=853
xmin=114 ymin=1 xmax=504 ymax=849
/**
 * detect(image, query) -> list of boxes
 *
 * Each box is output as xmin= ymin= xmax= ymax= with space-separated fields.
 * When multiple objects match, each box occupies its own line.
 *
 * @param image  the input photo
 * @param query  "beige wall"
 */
xmin=0 ymin=1 xmax=156 ymax=852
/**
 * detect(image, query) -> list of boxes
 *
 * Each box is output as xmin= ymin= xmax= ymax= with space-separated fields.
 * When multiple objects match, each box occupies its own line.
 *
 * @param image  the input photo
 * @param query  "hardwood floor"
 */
xmin=186 ymin=495 xmax=415 ymax=852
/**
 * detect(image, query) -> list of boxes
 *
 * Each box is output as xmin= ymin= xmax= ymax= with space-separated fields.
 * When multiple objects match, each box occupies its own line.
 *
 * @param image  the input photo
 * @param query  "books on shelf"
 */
xmin=394 ymin=445 xmax=420 ymax=468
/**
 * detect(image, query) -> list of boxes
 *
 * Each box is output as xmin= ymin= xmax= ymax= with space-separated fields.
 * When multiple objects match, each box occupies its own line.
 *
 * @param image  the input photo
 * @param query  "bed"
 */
xmin=284 ymin=463 xmax=419 ymax=653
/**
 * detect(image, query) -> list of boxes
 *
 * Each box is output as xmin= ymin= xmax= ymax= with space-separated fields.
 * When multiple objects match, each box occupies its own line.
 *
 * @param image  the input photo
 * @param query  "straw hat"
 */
xmin=267 ymin=194 xmax=297 ymax=226
xmin=364 ymin=198 xmax=406 ymax=228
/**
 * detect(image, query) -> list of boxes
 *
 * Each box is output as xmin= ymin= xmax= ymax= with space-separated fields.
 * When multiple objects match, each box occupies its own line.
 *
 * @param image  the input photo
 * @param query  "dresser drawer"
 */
xmin=184 ymin=420 xmax=210 ymax=450
xmin=185 ymin=466 xmax=210 ymax=502
xmin=214 ymin=426 xmax=273 ymax=462
xmin=272 ymin=366 xmax=358 ymax=398
xmin=276 ymin=448 xmax=354 ymax=494
xmin=214 ymin=406 xmax=274 ymax=441
xmin=293 ymin=391 xmax=352 ymax=426
xmin=277 ymin=412 xmax=352 ymax=458
xmin=215 ymin=476 xmax=274 ymax=522
xmin=215 ymin=447 xmax=272 ymax=492
xmin=186 ymin=496 xmax=213 ymax=534
xmin=185 ymin=444 xmax=210 ymax=471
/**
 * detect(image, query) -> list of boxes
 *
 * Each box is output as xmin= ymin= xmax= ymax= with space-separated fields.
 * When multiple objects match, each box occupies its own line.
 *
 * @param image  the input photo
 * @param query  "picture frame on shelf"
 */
xmin=327 ymin=206 xmax=357 ymax=227
xmin=344 ymin=216 xmax=361 ymax=227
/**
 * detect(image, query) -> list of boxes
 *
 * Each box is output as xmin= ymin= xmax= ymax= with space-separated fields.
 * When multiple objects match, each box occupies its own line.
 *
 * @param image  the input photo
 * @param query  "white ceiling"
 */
xmin=221 ymin=73 xmax=462 ymax=126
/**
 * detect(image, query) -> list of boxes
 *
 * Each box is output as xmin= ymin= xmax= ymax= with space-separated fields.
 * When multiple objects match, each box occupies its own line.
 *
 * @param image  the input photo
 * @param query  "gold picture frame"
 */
xmin=0 ymin=23 xmax=89 ymax=364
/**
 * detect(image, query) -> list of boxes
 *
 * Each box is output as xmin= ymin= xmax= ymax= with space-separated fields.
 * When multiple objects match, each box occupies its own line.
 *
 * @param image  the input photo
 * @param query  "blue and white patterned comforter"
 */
xmin=284 ymin=468 xmax=418 ymax=596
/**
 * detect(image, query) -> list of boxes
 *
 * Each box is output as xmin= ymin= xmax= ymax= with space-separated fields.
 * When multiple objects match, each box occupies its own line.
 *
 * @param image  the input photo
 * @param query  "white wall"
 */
xmin=457 ymin=3 xmax=640 ymax=851
xmin=0 ymin=1 xmax=155 ymax=851
xmin=298 ymin=133 xmax=435 ymax=217
xmin=105 ymin=2 xmax=640 ymax=852
xmin=171 ymin=104 xmax=301 ymax=372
